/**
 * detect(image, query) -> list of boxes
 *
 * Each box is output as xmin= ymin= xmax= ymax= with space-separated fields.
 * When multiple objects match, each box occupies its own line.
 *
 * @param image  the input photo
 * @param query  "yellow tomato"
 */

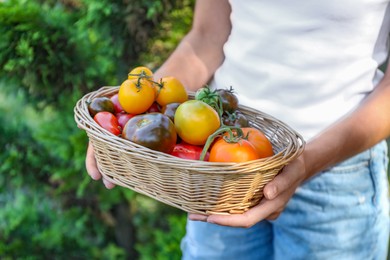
xmin=118 ymin=79 xmax=155 ymax=114
xmin=128 ymin=66 xmax=154 ymax=80
xmin=156 ymin=76 xmax=188 ymax=106
xmin=174 ymin=100 xmax=220 ymax=145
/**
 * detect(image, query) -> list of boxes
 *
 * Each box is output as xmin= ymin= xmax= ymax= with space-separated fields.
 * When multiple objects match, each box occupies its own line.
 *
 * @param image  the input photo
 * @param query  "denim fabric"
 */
xmin=181 ymin=141 xmax=389 ymax=260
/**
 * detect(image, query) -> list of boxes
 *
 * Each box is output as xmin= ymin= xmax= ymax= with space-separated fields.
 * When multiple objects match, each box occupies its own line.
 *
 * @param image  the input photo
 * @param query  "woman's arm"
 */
xmin=153 ymin=0 xmax=232 ymax=91
xmin=191 ymin=63 xmax=390 ymax=227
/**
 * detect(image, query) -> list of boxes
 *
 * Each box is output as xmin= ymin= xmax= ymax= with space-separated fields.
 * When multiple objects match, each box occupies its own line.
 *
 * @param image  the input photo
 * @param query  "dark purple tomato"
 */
xmin=122 ymin=113 xmax=177 ymax=153
xmin=161 ymin=102 xmax=181 ymax=122
xmin=88 ymin=97 xmax=115 ymax=117
xmin=222 ymin=110 xmax=249 ymax=127
xmin=216 ymin=87 xmax=239 ymax=113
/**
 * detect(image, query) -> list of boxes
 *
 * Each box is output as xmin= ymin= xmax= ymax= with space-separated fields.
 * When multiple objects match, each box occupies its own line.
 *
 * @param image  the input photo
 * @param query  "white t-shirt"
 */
xmin=210 ymin=0 xmax=390 ymax=141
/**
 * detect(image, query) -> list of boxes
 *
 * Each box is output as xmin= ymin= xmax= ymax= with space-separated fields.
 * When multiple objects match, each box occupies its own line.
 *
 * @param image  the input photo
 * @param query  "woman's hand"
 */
xmin=189 ymin=154 xmax=308 ymax=228
xmin=86 ymin=142 xmax=116 ymax=189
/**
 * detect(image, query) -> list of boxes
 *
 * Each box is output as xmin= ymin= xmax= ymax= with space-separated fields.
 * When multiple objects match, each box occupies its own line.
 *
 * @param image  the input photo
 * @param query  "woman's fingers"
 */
xmin=188 ymin=214 xmax=209 ymax=221
xmin=103 ymin=177 xmax=116 ymax=189
xmin=86 ymin=143 xmax=102 ymax=180
xmin=188 ymin=156 xmax=308 ymax=227
xmin=86 ymin=142 xmax=116 ymax=189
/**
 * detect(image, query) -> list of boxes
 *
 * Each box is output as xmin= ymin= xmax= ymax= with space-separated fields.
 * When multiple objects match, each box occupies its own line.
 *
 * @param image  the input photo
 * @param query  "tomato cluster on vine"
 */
xmin=88 ymin=66 xmax=274 ymax=163
xmin=194 ymin=86 xmax=274 ymax=162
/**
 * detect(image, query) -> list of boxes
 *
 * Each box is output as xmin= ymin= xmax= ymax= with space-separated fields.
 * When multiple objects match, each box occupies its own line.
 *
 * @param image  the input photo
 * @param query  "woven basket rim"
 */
xmin=74 ymin=86 xmax=305 ymax=173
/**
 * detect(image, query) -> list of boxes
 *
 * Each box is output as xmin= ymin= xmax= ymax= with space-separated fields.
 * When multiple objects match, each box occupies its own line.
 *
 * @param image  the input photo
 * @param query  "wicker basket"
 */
xmin=74 ymin=86 xmax=305 ymax=215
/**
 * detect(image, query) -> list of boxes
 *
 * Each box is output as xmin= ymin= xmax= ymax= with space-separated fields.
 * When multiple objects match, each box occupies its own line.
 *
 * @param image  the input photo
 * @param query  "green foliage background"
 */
xmin=0 ymin=0 xmax=193 ymax=259
xmin=0 ymin=0 xmax=388 ymax=259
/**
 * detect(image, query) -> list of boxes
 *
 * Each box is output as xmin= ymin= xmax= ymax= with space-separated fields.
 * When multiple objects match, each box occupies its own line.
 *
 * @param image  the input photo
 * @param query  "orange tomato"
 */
xmin=155 ymin=76 xmax=188 ymax=106
xmin=118 ymin=79 xmax=155 ymax=114
xmin=209 ymin=138 xmax=260 ymax=163
xmin=241 ymin=127 xmax=274 ymax=158
xmin=128 ymin=66 xmax=154 ymax=80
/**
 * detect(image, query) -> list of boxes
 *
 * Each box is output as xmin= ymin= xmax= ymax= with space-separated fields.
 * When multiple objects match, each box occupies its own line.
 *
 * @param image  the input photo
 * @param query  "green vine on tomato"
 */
xmin=199 ymin=125 xmax=244 ymax=161
xmin=195 ymin=86 xmax=248 ymax=161
xmin=194 ymin=85 xmax=223 ymax=116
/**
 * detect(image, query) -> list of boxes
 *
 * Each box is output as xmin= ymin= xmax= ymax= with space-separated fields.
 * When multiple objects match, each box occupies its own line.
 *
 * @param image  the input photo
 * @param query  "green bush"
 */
xmin=135 ymin=212 xmax=187 ymax=260
xmin=0 ymin=186 xmax=127 ymax=259
xmin=0 ymin=0 xmax=122 ymax=104
xmin=0 ymin=0 xmax=193 ymax=258
xmin=0 ymin=90 xmax=130 ymax=258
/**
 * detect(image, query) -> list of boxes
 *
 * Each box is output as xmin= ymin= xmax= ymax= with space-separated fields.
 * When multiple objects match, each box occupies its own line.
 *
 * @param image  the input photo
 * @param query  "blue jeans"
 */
xmin=181 ymin=141 xmax=390 ymax=260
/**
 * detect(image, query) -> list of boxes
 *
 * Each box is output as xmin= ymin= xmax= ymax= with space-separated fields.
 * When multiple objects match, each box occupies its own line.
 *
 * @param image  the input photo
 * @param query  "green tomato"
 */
xmin=194 ymin=86 xmax=220 ymax=109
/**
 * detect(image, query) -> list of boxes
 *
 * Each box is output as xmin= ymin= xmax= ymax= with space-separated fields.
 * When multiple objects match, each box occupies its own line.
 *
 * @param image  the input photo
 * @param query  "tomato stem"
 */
xmin=195 ymin=86 xmax=225 ymax=118
xmin=152 ymin=78 xmax=164 ymax=97
xmin=223 ymin=127 xmax=245 ymax=143
xmin=127 ymin=72 xmax=155 ymax=92
xmin=128 ymin=71 xmax=153 ymax=79
xmin=197 ymin=86 xmax=245 ymax=161
xmin=199 ymin=125 xmax=244 ymax=161
xmin=135 ymin=77 xmax=143 ymax=92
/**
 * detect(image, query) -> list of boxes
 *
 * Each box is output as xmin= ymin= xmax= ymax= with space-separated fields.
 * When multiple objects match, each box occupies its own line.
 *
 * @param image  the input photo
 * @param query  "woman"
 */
xmin=86 ymin=0 xmax=390 ymax=258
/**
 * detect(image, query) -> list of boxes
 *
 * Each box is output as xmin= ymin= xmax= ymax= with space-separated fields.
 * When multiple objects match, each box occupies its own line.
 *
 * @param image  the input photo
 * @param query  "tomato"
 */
xmin=195 ymin=86 xmax=220 ymax=110
xmin=116 ymin=112 xmax=136 ymax=129
xmin=146 ymin=102 xmax=161 ymax=113
xmin=161 ymin=102 xmax=180 ymax=122
xmin=216 ymin=87 xmax=239 ymax=113
xmin=128 ymin=66 xmax=153 ymax=80
xmin=209 ymin=138 xmax=260 ymax=163
xmin=222 ymin=111 xmax=249 ymax=127
xmin=122 ymin=113 xmax=177 ymax=153
xmin=118 ymin=79 xmax=155 ymax=114
xmin=94 ymin=111 xmax=121 ymax=136
xmin=110 ymin=93 xmax=124 ymax=113
xmin=174 ymin=100 xmax=221 ymax=145
xmin=241 ymin=127 xmax=274 ymax=158
xmin=170 ymin=142 xmax=210 ymax=161
xmin=155 ymin=76 xmax=188 ymax=106
xmin=88 ymin=97 xmax=115 ymax=117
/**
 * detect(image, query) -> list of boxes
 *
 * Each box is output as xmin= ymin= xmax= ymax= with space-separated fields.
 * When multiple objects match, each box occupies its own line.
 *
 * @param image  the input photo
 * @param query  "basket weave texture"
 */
xmin=74 ymin=86 xmax=305 ymax=215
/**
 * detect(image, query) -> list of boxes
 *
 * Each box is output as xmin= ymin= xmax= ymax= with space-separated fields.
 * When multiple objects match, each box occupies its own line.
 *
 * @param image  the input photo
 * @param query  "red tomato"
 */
xmin=94 ymin=111 xmax=121 ymax=136
xmin=209 ymin=138 xmax=260 ymax=163
xmin=116 ymin=112 xmax=136 ymax=129
xmin=147 ymin=102 xmax=161 ymax=113
xmin=170 ymin=142 xmax=210 ymax=161
xmin=110 ymin=93 xmax=124 ymax=113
